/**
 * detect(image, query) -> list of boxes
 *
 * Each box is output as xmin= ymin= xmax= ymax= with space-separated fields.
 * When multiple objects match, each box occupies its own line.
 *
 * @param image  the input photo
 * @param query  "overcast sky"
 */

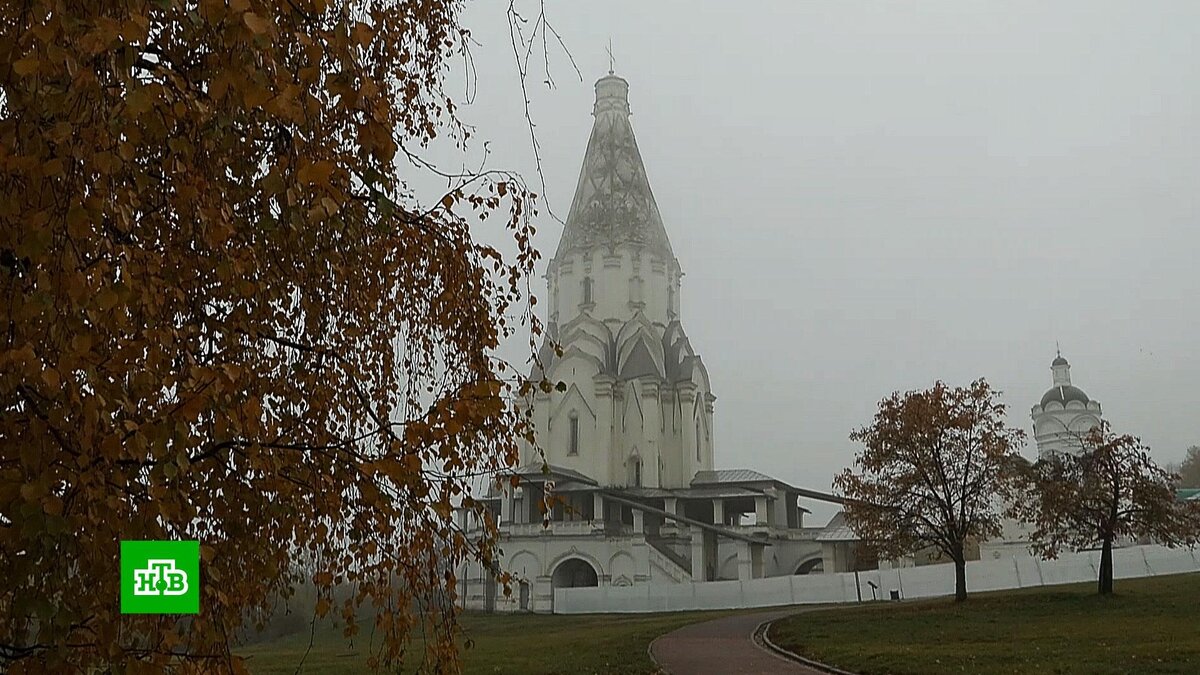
xmin=416 ymin=1 xmax=1199 ymax=522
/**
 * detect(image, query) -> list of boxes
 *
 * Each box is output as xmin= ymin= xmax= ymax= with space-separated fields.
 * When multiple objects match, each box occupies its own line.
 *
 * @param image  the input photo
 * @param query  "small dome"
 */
xmin=1052 ymin=355 xmax=1069 ymax=366
xmin=1040 ymin=385 xmax=1090 ymax=407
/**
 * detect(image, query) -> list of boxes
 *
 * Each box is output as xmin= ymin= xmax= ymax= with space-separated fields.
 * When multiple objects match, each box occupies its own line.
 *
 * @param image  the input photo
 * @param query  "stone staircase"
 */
xmin=647 ymin=536 xmax=692 ymax=583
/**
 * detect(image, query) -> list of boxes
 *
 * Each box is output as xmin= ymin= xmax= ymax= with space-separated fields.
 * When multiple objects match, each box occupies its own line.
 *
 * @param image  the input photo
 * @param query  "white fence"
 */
xmin=552 ymin=544 xmax=1200 ymax=614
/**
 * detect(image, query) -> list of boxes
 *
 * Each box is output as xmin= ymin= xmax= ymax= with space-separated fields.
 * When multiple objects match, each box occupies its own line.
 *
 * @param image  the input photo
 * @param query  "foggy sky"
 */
xmin=416 ymin=1 xmax=1199 ymax=521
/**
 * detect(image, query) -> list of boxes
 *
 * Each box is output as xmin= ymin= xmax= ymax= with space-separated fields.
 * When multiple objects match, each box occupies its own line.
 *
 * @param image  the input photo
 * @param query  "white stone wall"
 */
xmin=458 ymin=532 xmax=659 ymax=613
xmin=552 ymin=544 xmax=1200 ymax=613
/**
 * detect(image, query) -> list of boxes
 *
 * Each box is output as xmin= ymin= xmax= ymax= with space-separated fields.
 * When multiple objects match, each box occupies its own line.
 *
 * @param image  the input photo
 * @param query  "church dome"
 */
xmin=1040 ymin=385 xmax=1091 ymax=407
xmin=1051 ymin=355 xmax=1069 ymax=367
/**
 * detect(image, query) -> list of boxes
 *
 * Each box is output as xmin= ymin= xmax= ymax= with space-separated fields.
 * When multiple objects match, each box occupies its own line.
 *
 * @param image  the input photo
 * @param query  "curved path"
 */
xmin=650 ymin=608 xmax=829 ymax=674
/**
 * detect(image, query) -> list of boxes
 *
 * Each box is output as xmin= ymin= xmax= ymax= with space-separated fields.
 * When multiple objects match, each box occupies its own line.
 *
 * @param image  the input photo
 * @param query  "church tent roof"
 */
xmin=555 ymin=74 xmax=675 ymax=261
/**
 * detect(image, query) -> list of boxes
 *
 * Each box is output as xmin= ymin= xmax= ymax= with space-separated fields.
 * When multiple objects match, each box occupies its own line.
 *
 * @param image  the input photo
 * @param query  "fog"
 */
xmin=414 ymin=1 xmax=1199 ymax=522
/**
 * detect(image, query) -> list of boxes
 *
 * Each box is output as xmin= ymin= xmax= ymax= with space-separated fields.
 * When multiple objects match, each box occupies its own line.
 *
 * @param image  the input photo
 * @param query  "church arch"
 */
xmin=609 ymin=550 xmax=636 ymax=584
xmin=794 ymin=556 xmax=824 ymax=575
xmin=508 ymin=550 xmax=541 ymax=579
xmin=551 ymin=347 xmax=606 ymax=382
xmin=550 ymin=557 xmax=599 ymax=589
xmin=554 ymin=316 xmax=610 ymax=366
xmin=1068 ymin=414 xmax=1100 ymax=433
xmin=1034 ymin=416 xmax=1068 ymax=436
xmin=551 ymin=383 xmax=596 ymax=426
xmin=547 ymin=549 xmax=604 ymax=576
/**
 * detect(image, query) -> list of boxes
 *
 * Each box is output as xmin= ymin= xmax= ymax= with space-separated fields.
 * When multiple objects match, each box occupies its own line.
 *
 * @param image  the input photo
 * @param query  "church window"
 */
xmin=581 ymin=277 xmax=593 ymax=306
xmin=633 ymin=458 xmax=642 ymax=486
xmin=568 ymin=414 xmax=579 ymax=456
xmin=696 ymin=419 xmax=702 ymax=461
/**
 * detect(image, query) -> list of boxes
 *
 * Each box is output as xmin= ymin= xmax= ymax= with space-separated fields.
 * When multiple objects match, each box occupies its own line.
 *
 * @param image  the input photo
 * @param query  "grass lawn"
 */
xmin=768 ymin=572 xmax=1200 ymax=674
xmin=237 ymin=608 xmax=738 ymax=674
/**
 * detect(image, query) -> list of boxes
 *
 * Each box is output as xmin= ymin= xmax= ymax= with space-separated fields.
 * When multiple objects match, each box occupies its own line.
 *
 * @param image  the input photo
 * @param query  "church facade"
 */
xmin=456 ymin=74 xmax=854 ymax=613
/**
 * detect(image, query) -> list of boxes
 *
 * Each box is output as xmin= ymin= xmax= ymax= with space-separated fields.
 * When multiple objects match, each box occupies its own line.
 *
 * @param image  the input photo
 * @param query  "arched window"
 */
xmin=696 ymin=419 xmax=702 ymax=461
xmin=568 ymin=413 xmax=579 ymax=456
xmin=633 ymin=459 xmax=642 ymax=487
xmin=581 ymin=276 xmax=593 ymax=306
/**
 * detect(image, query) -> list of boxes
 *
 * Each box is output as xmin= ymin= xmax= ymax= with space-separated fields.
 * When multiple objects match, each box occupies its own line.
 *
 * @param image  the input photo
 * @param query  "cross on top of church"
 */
xmin=606 ymin=38 xmax=615 ymax=74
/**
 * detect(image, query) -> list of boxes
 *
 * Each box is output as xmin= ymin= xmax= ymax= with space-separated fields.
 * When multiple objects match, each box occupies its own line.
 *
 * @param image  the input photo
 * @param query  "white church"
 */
xmin=1031 ymin=353 xmax=1104 ymax=458
xmin=456 ymin=73 xmax=859 ymax=613
xmin=457 ymin=72 xmax=1109 ymax=611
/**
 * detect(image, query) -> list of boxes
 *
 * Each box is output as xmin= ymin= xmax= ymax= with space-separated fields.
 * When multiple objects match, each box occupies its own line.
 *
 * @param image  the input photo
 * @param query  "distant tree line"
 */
xmin=1171 ymin=445 xmax=1200 ymax=488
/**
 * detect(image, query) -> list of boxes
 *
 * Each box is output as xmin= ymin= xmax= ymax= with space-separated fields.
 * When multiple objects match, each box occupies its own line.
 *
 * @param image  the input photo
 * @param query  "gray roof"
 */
xmin=550 ymin=480 xmax=601 ymax=493
xmin=692 ymin=469 xmax=777 ymax=485
xmin=615 ymin=486 xmax=676 ymax=499
xmin=555 ymin=74 xmax=675 ymax=260
xmin=670 ymin=486 xmax=768 ymax=499
xmin=815 ymin=511 xmax=860 ymax=542
xmin=506 ymin=462 xmax=597 ymax=486
xmin=1041 ymin=384 xmax=1091 ymax=407
xmin=691 ymin=469 xmax=845 ymax=506
xmin=1052 ymin=355 xmax=1069 ymax=366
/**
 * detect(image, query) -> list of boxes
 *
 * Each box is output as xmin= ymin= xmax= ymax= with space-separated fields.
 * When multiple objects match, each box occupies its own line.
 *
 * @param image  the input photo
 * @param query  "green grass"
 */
xmin=237 ymin=608 xmax=738 ymax=674
xmin=768 ymin=572 xmax=1200 ymax=675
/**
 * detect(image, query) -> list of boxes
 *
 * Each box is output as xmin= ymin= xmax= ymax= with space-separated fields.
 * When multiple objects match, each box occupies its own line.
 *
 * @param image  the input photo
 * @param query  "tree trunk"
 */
xmin=953 ymin=556 xmax=967 ymax=602
xmin=1098 ymin=535 xmax=1114 ymax=595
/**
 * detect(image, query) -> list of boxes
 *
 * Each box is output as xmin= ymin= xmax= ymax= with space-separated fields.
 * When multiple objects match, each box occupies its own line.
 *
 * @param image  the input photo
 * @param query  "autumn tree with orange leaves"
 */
xmin=836 ymin=379 xmax=1026 ymax=602
xmin=1018 ymin=423 xmax=1200 ymax=595
xmin=1 ymin=1 xmax=551 ymax=672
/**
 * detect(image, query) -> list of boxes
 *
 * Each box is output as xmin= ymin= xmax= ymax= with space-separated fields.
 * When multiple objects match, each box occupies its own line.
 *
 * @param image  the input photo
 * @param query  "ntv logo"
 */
xmin=133 ymin=559 xmax=189 ymax=596
xmin=120 ymin=540 xmax=200 ymax=614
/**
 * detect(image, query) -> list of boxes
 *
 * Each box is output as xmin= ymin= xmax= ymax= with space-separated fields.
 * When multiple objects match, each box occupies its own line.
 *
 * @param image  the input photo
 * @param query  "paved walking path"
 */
xmin=650 ymin=608 xmax=831 ymax=674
